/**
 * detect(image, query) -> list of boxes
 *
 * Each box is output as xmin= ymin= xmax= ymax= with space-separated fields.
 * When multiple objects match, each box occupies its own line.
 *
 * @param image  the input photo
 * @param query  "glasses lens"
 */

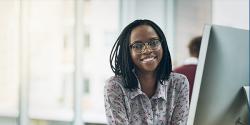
xmin=132 ymin=43 xmax=144 ymax=53
xmin=148 ymin=40 xmax=161 ymax=49
xmin=130 ymin=40 xmax=161 ymax=53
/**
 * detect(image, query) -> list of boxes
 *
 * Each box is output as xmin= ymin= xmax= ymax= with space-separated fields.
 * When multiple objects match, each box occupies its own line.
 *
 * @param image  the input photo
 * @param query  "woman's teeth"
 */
xmin=141 ymin=57 xmax=155 ymax=63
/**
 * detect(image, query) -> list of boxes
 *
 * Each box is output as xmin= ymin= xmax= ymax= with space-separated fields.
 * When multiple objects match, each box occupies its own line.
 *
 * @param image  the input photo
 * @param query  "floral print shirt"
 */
xmin=104 ymin=72 xmax=189 ymax=125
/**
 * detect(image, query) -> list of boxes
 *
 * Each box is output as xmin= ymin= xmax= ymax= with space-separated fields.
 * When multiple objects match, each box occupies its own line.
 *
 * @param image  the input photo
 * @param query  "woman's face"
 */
xmin=130 ymin=25 xmax=163 ymax=74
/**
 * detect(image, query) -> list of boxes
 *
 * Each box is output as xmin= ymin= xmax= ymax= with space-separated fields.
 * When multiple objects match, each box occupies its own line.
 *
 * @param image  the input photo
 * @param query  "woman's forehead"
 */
xmin=130 ymin=25 xmax=158 ymax=43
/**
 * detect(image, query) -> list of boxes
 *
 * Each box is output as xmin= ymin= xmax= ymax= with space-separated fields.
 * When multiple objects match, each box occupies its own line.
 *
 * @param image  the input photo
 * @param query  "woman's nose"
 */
xmin=141 ymin=45 xmax=152 ymax=54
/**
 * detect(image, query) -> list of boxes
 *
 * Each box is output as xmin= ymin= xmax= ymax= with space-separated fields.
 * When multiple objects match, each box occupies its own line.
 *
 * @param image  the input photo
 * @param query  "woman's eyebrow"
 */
xmin=150 ymin=37 xmax=160 ymax=40
xmin=131 ymin=37 xmax=160 ymax=43
xmin=132 ymin=40 xmax=142 ymax=43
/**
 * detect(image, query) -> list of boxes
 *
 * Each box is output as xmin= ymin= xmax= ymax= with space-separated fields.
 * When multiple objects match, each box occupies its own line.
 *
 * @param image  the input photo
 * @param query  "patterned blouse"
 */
xmin=104 ymin=72 xmax=189 ymax=125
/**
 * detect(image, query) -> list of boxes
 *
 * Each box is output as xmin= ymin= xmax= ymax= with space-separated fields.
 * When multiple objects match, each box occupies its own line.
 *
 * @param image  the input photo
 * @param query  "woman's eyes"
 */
xmin=131 ymin=39 xmax=160 ymax=49
xmin=148 ymin=41 xmax=157 ymax=46
xmin=133 ymin=43 xmax=143 ymax=49
xmin=148 ymin=40 xmax=159 ymax=47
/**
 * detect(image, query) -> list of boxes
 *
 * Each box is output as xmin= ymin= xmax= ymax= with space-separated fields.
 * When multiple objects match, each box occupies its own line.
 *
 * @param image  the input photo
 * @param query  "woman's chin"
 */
xmin=139 ymin=65 xmax=158 ymax=73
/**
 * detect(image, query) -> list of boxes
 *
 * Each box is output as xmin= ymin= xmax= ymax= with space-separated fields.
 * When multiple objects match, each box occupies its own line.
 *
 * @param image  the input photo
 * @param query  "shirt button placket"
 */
xmin=144 ymin=95 xmax=153 ymax=125
xmin=151 ymin=99 xmax=158 ymax=124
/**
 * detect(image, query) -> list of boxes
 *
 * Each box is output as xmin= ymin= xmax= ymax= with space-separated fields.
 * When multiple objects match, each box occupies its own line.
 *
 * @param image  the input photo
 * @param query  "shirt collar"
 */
xmin=151 ymin=81 xmax=167 ymax=101
xmin=183 ymin=57 xmax=198 ymax=65
xmin=129 ymin=69 xmax=167 ymax=101
xmin=129 ymin=69 xmax=143 ymax=99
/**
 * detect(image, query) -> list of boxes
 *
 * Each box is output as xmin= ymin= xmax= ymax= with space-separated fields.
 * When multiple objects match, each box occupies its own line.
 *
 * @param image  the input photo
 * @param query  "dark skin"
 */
xmin=130 ymin=25 xmax=163 ymax=98
xmin=137 ymin=71 xmax=157 ymax=98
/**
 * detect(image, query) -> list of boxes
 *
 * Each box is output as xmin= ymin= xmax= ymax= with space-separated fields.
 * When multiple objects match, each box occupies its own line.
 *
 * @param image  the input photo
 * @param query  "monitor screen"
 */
xmin=188 ymin=25 xmax=249 ymax=125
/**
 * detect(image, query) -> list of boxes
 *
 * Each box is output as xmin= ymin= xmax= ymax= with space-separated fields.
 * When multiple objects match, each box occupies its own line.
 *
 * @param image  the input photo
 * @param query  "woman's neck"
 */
xmin=137 ymin=71 xmax=157 ymax=98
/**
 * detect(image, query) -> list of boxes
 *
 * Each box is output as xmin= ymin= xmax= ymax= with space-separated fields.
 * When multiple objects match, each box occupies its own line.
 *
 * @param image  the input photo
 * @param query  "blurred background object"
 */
xmin=174 ymin=36 xmax=202 ymax=102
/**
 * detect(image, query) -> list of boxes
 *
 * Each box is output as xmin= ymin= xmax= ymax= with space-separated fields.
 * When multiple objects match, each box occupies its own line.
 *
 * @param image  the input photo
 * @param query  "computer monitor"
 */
xmin=187 ymin=25 xmax=249 ymax=125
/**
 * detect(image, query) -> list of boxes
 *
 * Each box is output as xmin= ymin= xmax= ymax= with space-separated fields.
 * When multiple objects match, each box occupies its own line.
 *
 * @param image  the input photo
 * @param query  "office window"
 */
xmin=0 ymin=0 xmax=19 ymax=125
xmin=28 ymin=0 xmax=74 ymax=124
xmin=81 ymin=0 xmax=119 ymax=124
xmin=83 ymin=78 xmax=90 ymax=94
xmin=0 ymin=0 xmax=118 ymax=124
xmin=83 ymin=28 xmax=91 ymax=49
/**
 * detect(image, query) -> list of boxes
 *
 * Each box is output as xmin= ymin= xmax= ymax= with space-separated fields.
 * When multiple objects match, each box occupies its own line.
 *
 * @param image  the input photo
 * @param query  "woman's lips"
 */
xmin=140 ymin=56 xmax=157 ymax=63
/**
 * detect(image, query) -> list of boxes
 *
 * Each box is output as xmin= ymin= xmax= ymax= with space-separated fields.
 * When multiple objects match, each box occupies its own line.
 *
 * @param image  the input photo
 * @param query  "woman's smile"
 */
xmin=140 ymin=55 xmax=157 ymax=63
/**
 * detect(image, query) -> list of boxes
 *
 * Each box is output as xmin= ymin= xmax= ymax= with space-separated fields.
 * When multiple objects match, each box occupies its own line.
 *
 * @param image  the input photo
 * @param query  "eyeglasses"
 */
xmin=129 ymin=39 xmax=161 ymax=54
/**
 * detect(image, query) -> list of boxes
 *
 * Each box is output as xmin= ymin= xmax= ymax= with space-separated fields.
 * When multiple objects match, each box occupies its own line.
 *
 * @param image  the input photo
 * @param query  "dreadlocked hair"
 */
xmin=109 ymin=19 xmax=172 ymax=90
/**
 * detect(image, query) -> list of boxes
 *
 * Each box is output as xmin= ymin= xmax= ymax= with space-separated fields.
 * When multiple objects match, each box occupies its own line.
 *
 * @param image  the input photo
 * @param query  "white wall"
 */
xmin=212 ymin=0 xmax=249 ymax=30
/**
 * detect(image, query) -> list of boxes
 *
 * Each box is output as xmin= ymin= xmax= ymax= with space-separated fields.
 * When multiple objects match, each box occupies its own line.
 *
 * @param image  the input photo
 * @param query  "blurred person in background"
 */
xmin=174 ymin=36 xmax=202 ymax=102
xmin=104 ymin=19 xmax=189 ymax=125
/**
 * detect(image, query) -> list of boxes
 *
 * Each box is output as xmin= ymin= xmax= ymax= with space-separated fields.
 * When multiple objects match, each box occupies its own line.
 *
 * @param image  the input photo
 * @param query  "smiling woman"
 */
xmin=105 ymin=19 xmax=190 ymax=125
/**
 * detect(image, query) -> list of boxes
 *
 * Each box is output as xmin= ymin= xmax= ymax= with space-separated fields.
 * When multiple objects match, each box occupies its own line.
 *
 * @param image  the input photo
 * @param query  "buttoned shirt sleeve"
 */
xmin=171 ymin=76 xmax=189 ymax=125
xmin=104 ymin=77 xmax=129 ymax=125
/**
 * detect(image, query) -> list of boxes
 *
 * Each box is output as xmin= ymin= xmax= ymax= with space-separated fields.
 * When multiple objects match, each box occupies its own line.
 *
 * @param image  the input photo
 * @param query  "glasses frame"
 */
xmin=129 ymin=39 xmax=162 ymax=54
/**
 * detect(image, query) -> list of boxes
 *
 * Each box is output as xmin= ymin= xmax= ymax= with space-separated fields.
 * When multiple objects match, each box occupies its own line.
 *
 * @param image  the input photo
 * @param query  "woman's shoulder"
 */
xmin=106 ymin=75 xmax=124 ymax=85
xmin=105 ymin=75 xmax=125 ymax=90
xmin=169 ymin=72 xmax=188 ymax=81
xmin=104 ymin=75 xmax=127 ymax=97
xmin=167 ymin=72 xmax=189 ymax=89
